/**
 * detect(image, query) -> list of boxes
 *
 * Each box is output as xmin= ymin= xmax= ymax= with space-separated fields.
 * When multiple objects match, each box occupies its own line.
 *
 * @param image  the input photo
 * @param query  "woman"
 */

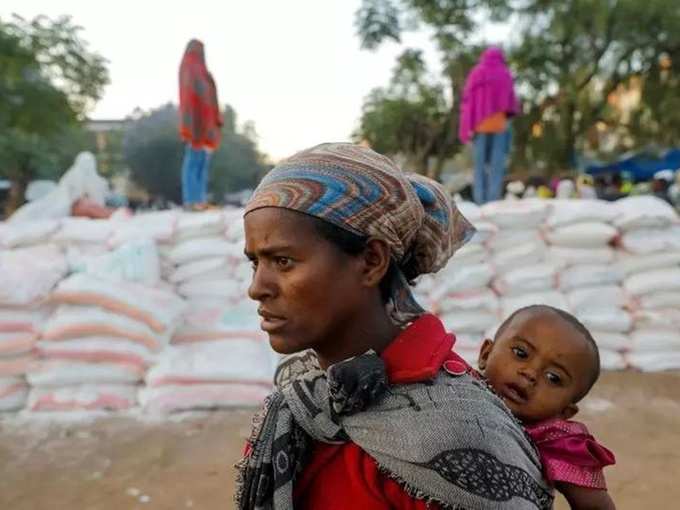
xmin=459 ymin=47 xmax=520 ymax=205
xmin=178 ymin=39 xmax=222 ymax=208
xmin=236 ymin=143 xmax=552 ymax=509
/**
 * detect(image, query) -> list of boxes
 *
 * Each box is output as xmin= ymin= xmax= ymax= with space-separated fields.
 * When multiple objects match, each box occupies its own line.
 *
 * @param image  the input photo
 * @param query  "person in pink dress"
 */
xmin=477 ymin=304 xmax=616 ymax=510
xmin=459 ymin=46 xmax=520 ymax=205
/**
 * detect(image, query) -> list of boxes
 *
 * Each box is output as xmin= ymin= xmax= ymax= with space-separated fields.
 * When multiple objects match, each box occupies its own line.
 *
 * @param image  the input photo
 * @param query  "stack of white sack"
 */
xmin=485 ymin=200 xmax=552 ymax=299
xmin=617 ymin=196 xmax=680 ymax=370
xmin=482 ymin=200 xmax=553 ymax=336
xmin=167 ymin=210 xmax=249 ymax=302
xmin=0 ymin=307 xmax=48 ymax=411
xmin=28 ymin=271 xmax=185 ymax=411
xmin=147 ymin=208 xmax=277 ymax=412
xmin=430 ymin=255 xmax=497 ymax=348
xmin=542 ymin=200 xmax=627 ymax=369
xmin=168 ymin=209 xmax=258 ymax=343
xmin=173 ymin=298 xmax=263 ymax=345
xmin=53 ymin=218 xmax=114 ymax=270
xmin=140 ymin=336 xmax=275 ymax=413
xmin=108 ymin=210 xmax=178 ymax=280
xmin=0 ymin=219 xmax=60 ymax=249
xmin=421 ymin=201 xmax=498 ymax=362
xmin=69 ymin=239 xmax=163 ymax=287
xmin=0 ymin=244 xmax=67 ymax=410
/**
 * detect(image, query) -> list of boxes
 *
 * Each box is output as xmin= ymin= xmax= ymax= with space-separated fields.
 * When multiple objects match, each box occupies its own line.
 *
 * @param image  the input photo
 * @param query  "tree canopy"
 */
xmin=0 ymin=15 xmax=108 ymax=213
xmin=123 ymin=103 xmax=268 ymax=204
xmin=355 ymin=0 xmax=680 ymax=176
xmin=354 ymin=49 xmax=455 ymax=177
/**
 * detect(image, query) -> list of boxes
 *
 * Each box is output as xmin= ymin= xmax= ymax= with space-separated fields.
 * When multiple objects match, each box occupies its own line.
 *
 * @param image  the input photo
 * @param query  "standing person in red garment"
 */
xmin=178 ymin=39 xmax=222 ymax=209
xmin=235 ymin=143 xmax=553 ymax=509
xmin=459 ymin=46 xmax=520 ymax=205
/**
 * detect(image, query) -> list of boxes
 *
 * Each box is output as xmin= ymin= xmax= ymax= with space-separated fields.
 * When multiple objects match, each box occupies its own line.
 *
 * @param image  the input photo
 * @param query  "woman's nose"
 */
xmin=248 ymin=263 xmax=276 ymax=302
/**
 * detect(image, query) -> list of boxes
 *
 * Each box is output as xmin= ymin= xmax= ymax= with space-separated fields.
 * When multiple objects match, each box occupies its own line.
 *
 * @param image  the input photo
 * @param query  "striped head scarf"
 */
xmin=244 ymin=143 xmax=475 ymax=323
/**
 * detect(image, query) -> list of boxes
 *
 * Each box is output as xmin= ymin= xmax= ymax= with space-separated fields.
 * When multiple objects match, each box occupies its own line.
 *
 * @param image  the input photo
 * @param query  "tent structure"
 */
xmin=586 ymin=149 xmax=680 ymax=182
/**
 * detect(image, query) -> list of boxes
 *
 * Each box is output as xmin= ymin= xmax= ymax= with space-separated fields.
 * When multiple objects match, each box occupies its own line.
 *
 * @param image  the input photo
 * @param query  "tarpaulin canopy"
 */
xmin=586 ymin=149 xmax=680 ymax=182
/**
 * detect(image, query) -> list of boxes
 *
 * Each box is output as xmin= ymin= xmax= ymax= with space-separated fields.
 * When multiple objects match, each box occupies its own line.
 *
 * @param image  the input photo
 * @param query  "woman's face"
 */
xmin=244 ymin=207 xmax=369 ymax=356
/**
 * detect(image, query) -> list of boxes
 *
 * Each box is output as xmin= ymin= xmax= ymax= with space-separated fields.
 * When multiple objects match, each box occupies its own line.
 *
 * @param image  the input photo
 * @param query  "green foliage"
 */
xmin=511 ymin=0 xmax=680 ymax=169
xmin=355 ymin=0 xmax=680 ymax=174
xmin=123 ymin=103 xmax=268 ymax=203
xmin=355 ymin=50 xmax=455 ymax=176
xmin=0 ymin=15 xmax=108 ymax=188
xmin=355 ymin=1 xmax=500 ymax=177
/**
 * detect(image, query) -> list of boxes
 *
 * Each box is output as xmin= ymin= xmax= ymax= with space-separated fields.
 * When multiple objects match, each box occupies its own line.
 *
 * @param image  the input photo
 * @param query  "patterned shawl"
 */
xmin=244 ymin=143 xmax=475 ymax=323
xmin=178 ymin=39 xmax=222 ymax=150
xmin=235 ymin=349 xmax=553 ymax=510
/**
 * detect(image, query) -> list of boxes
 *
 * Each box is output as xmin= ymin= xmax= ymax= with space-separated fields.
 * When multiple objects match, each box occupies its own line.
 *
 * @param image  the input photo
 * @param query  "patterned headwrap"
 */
xmin=244 ymin=143 xmax=475 ymax=323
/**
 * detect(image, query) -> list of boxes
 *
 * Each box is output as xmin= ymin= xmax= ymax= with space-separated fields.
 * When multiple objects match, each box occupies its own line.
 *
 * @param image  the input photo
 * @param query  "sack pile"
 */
xmin=140 ymin=338 xmax=276 ymax=413
xmin=28 ymin=270 xmax=185 ymax=411
xmin=142 ymin=209 xmax=275 ymax=412
xmin=2 ymin=196 xmax=680 ymax=416
xmin=544 ymin=200 xmax=627 ymax=369
xmin=167 ymin=210 xmax=247 ymax=302
xmin=617 ymin=197 xmax=680 ymax=371
xmin=0 ymin=240 xmax=68 ymax=411
xmin=416 ymin=197 xmax=680 ymax=371
xmin=420 ymin=202 xmax=497 ymax=365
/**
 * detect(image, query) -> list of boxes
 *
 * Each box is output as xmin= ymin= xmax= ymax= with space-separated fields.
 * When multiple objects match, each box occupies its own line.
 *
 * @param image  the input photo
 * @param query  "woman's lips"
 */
xmin=257 ymin=309 xmax=287 ymax=333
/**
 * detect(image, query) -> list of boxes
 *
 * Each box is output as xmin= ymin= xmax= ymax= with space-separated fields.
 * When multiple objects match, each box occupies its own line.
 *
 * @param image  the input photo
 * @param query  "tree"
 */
xmin=510 ymin=0 xmax=680 ymax=169
xmin=355 ymin=1 xmax=507 ymax=178
xmin=356 ymin=0 xmax=680 ymax=174
xmin=123 ymin=103 xmax=268 ymax=203
xmin=0 ymin=15 xmax=108 ymax=212
xmin=355 ymin=50 xmax=455 ymax=177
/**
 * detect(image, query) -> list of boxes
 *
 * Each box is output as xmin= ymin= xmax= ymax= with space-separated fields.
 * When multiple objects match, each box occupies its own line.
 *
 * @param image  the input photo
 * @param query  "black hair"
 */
xmin=310 ymin=216 xmax=404 ymax=304
xmin=494 ymin=304 xmax=600 ymax=403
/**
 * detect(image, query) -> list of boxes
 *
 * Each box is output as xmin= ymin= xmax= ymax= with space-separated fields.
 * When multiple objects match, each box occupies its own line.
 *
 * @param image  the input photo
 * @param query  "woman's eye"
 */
xmin=249 ymin=259 xmax=258 ymax=271
xmin=512 ymin=347 xmax=528 ymax=359
xmin=275 ymin=257 xmax=292 ymax=269
xmin=546 ymin=372 xmax=562 ymax=385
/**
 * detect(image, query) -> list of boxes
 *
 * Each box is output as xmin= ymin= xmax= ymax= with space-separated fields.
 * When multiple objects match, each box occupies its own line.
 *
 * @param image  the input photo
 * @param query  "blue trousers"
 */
xmin=181 ymin=145 xmax=211 ymax=205
xmin=473 ymin=128 xmax=511 ymax=204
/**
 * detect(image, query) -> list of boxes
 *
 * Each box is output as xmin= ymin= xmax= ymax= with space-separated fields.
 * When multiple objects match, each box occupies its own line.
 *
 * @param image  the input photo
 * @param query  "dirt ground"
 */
xmin=1 ymin=370 xmax=679 ymax=510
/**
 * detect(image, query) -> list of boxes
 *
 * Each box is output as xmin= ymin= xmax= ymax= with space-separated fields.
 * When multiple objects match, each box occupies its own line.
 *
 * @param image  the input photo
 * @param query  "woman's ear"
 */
xmin=561 ymin=403 xmax=579 ymax=420
xmin=360 ymin=238 xmax=392 ymax=288
xmin=477 ymin=339 xmax=494 ymax=371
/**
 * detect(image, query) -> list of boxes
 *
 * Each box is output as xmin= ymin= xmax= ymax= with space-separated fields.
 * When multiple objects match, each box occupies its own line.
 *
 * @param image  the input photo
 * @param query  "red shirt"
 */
xmin=292 ymin=314 xmax=465 ymax=509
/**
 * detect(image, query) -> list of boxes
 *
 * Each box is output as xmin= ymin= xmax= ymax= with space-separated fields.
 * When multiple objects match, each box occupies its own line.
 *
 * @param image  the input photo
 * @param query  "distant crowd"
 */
xmin=452 ymin=169 xmax=680 ymax=208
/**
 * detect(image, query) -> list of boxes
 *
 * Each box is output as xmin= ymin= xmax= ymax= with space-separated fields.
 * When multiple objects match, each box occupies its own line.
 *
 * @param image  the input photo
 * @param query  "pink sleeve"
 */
xmin=525 ymin=419 xmax=616 ymax=490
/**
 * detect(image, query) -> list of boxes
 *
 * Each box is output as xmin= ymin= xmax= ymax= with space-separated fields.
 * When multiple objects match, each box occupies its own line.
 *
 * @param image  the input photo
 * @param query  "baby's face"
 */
xmin=478 ymin=309 xmax=595 ymax=424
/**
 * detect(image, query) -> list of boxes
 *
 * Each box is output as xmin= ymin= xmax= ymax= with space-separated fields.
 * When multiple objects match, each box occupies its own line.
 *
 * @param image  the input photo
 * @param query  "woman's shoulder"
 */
xmin=400 ymin=367 xmax=543 ymax=467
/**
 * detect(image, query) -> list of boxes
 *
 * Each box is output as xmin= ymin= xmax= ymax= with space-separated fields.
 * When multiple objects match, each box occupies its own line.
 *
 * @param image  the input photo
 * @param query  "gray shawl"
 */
xmin=235 ymin=351 xmax=553 ymax=510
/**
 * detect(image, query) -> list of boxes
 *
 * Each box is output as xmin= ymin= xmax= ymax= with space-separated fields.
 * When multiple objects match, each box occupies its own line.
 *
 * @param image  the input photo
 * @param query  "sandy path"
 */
xmin=1 ymin=371 xmax=679 ymax=510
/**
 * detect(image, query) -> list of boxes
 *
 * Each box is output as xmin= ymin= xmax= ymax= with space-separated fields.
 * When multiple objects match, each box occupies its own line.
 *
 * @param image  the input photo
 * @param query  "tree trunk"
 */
xmin=561 ymin=101 xmax=577 ymax=170
xmin=4 ymin=179 xmax=27 ymax=219
xmin=563 ymin=101 xmax=576 ymax=169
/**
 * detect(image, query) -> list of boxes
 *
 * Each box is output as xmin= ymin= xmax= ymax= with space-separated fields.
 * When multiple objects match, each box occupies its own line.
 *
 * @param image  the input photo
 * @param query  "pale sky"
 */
xmin=2 ymin=1 xmax=508 ymax=161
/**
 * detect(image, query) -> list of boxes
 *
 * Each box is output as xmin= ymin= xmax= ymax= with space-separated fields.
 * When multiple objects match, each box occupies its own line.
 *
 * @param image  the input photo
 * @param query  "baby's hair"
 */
xmin=494 ymin=304 xmax=600 ymax=402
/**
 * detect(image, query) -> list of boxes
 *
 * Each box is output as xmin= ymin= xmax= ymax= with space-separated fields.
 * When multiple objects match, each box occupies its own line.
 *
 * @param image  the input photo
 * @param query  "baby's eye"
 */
xmin=546 ymin=372 xmax=562 ymax=385
xmin=511 ymin=347 xmax=528 ymax=359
